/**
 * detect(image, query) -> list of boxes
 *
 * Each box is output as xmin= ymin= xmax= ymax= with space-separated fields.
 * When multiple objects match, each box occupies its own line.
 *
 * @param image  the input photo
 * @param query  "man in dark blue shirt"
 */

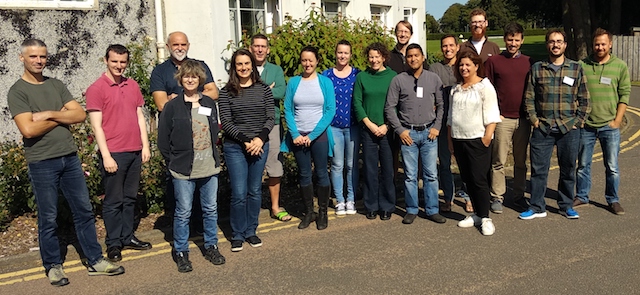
xmin=150 ymin=31 xmax=218 ymax=112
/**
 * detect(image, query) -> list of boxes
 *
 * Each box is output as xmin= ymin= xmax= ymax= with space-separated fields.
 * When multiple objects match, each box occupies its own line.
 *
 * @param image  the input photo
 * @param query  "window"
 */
xmin=370 ymin=5 xmax=390 ymax=27
xmin=404 ymin=8 xmax=416 ymax=23
xmin=229 ymin=0 xmax=266 ymax=44
xmin=322 ymin=0 xmax=346 ymax=21
xmin=0 ymin=0 xmax=98 ymax=10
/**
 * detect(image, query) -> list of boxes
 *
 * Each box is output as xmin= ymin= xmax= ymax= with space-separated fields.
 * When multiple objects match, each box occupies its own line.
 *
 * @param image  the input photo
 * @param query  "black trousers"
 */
xmin=100 ymin=151 xmax=141 ymax=248
xmin=452 ymin=138 xmax=492 ymax=218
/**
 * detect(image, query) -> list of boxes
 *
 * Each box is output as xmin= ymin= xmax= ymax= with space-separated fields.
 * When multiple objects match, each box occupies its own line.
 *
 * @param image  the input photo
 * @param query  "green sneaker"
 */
xmin=47 ymin=264 xmax=69 ymax=286
xmin=87 ymin=258 xmax=125 ymax=276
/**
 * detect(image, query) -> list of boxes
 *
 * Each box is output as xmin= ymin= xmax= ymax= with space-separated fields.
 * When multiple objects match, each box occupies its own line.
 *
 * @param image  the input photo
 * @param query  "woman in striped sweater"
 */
xmin=219 ymin=49 xmax=275 ymax=252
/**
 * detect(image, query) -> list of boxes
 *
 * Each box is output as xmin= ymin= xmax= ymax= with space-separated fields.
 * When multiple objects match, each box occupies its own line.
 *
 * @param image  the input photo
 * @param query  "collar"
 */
xmin=170 ymin=57 xmax=191 ymax=68
xmin=100 ymin=73 xmax=128 ymax=86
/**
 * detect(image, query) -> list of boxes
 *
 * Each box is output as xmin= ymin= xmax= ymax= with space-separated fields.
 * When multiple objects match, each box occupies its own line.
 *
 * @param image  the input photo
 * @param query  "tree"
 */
xmin=562 ymin=0 xmax=591 ymax=60
xmin=425 ymin=13 xmax=439 ymax=33
xmin=439 ymin=3 xmax=466 ymax=32
xmin=482 ymin=0 xmax=518 ymax=30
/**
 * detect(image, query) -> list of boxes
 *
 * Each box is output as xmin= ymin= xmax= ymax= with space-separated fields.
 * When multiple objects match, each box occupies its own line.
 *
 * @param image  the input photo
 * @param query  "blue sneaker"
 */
xmin=519 ymin=209 xmax=547 ymax=220
xmin=561 ymin=208 xmax=580 ymax=219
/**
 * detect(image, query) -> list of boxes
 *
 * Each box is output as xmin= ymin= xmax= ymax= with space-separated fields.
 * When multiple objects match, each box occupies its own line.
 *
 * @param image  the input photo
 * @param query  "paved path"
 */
xmin=2 ymin=88 xmax=640 ymax=294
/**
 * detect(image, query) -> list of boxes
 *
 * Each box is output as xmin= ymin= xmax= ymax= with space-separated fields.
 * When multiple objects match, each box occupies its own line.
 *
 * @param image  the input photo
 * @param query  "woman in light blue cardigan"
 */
xmin=281 ymin=46 xmax=336 ymax=230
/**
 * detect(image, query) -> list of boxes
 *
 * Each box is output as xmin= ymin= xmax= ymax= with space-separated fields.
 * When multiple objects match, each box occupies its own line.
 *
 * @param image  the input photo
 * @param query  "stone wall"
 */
xmin=0 ymin=0 xmax=156 ymax=140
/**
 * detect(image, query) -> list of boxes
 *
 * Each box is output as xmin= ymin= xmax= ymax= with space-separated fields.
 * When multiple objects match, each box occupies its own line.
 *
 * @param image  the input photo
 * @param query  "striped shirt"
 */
xmin=524 ymin=58 xmax=590 ymax=134
xmin=580 ymin=54 xmax=631 ymax=128
xmin=219 ymin=82 xmax=275 ymax=144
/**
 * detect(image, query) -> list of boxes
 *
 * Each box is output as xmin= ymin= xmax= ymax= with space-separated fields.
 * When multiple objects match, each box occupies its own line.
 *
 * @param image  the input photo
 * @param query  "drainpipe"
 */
xmin=155 ymin=0 xmax=165 ymax=62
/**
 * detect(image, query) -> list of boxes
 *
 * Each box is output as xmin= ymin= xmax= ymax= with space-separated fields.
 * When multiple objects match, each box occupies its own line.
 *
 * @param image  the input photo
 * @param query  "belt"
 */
xmin=402 ymin=122 xmax=434 ymax=131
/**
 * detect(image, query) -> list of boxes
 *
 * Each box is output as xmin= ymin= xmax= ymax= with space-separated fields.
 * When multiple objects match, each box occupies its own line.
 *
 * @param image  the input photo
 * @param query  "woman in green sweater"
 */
xmin=353 ymin=42 xmax=398 ymax=220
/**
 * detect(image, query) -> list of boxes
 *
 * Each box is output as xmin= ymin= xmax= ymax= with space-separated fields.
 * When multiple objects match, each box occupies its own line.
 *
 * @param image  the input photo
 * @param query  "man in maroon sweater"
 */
xmin=485 ymin=22 xmax=533 ymax=213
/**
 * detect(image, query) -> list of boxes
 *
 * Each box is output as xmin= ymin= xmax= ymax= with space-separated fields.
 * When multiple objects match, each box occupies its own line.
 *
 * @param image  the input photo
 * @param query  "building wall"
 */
xmin=163 ymin=0 xmax=425 ymax=84
xmin=0 ymin=0 xmax=156 ymax=140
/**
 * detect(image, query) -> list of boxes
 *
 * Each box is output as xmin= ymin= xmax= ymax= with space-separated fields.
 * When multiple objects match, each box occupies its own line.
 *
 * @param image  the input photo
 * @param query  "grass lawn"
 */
xmin=426 ymin=35 xmax=548 ymax=63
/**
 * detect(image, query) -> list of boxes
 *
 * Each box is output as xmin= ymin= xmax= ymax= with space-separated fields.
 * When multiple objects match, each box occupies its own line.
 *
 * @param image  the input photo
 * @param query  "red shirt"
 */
xmin=86 ymin=74 xmax=144 ymax=152
xmin=485 ymin=52 xmax=533 ymax=118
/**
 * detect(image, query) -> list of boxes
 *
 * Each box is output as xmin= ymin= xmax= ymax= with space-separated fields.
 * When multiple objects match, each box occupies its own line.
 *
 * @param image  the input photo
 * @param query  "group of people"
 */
xmin=6 ymin=7 xmax=630 ymax=286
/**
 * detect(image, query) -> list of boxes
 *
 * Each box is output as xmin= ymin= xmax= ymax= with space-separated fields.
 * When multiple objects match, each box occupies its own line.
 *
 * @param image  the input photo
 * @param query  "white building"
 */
xmin=162 ymin=0 xmax=426 ymax=82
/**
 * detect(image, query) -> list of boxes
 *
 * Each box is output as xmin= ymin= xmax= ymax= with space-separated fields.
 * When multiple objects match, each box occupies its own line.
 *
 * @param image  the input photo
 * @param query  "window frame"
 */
xmin=0 ymin=0 xmax=99 ymax=10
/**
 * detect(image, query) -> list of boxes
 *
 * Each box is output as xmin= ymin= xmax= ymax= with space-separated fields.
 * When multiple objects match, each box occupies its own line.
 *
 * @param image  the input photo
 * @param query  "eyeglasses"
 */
xmin=547 ymin=40 xmax=566 ymax=45
xmin=470 ymin=20 xmax=486 ymax=25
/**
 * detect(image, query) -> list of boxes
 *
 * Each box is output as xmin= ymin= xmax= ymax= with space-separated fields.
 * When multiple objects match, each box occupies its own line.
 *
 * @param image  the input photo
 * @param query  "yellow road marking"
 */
xmin=0 ymin=215 xmax=336 ymax=286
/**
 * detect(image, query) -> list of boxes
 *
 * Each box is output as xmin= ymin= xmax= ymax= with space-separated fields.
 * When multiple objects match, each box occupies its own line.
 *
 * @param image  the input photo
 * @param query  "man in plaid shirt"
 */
xmin=520 ymin=29 xmax=590 ymax=220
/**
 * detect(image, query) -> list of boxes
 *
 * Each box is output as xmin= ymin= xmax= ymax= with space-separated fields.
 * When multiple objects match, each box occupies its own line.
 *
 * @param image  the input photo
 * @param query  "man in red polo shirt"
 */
xmin=86 ymin=44 xmax=152 ymax=262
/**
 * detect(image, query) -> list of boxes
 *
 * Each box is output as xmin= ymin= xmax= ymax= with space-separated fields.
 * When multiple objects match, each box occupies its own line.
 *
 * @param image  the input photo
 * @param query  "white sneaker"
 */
xmin=345 ymin=201 xmax=356 ymax=215
xmin=335 ymin=202 xmax=346 ymax=215
xmin=457 ymin=214 xmax=481 ymax=228
xmin=481 ymin=218 xmax=495 ymax=236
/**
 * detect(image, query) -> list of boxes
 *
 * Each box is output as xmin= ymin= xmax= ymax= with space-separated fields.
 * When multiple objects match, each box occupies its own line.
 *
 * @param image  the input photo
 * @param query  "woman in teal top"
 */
xmin=282 ymin=46 xmax=336 ymax=230
xmin=352 ymin=42 xmax=397 ymax=221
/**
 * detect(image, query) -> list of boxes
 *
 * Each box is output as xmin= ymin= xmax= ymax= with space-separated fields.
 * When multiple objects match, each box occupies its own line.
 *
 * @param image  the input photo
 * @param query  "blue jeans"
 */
xmin=529 ymin=128 xmax=579 ymax=213
xmin=361 ymin=128 xmax=396 ymax=213
xmin=437 ymin=124 xmax=455 ymax=202
xmin=173 ymin=175 xmax=219 ymax=252
xmin=330 ymin=125 xmax=359 ymax=203
xmin=28 ymin=153 xmax=103 ymax=271
xmin=576 ymin=125 xmax=621 ymax=204
xmin=292 ymin=132 xmax=330 ymax=187
xmin=100 ymin=151 xmax=141 ymax=248
xmin=224 ymin=142 xmax=269 ymax=241
xmin=401 ymin=129 xmax=439 ymax=215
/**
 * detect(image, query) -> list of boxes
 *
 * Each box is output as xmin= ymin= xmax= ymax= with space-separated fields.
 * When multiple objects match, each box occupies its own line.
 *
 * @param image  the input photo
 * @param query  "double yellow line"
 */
xmin=0 ymin=215 xmax=348 ymax=286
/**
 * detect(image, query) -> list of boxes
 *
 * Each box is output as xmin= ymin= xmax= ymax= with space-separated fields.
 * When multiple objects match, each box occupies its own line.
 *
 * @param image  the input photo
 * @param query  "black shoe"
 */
xmin=123 ymin=236 xmax=152 ymax=250
xmin=366 ymin=211 xmax=377 ymax=220
xmin=175 ymin=251 xmax=192 ymax=273
xmin=246 ymin=236 xmax=263 ymax=248
xmin=514 ymin=197 xmax=529 ymax=210
xmin=380 ymin=211 xmax=392 ymax=220
xmin=427 ymin=213 xmax=447 ymax=224
xmin=402 ymin=213 xmax=417 ymax=224
xmin=204 ymin=245 xmax=226 ymax=265
xmin=106 ymin=246 xmax=122 ymax=262
xmin=231 ymin=240 xmax=243 ymax=252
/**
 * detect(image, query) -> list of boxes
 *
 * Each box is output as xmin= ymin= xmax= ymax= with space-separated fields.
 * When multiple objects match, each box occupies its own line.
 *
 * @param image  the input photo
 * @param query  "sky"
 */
xmin=426 ymin=0 xmax=464 ymax=20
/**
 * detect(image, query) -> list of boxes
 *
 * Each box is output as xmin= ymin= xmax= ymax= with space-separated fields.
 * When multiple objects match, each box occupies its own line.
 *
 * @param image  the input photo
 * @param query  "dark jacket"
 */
xmin=158 ymin=94 xmax=221 ymax=176
xmin=387 ymin=46 xmax=429 ymax=74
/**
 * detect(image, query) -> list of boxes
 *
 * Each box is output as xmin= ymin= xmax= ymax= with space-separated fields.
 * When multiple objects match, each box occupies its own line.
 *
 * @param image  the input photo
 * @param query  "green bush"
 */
xmin=226 ymin=8 xmax=396 ymax=77
xmin=427 ymin=29 xmax=549 ymax=41
xmin=0 ymin=142 xmax=33 ymax=229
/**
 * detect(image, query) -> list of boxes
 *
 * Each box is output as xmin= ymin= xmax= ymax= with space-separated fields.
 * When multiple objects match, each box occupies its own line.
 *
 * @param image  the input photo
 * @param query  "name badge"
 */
xmin=600 ymin=76 xmax=612 ymax=85
xmin=563 ymin=76 xmax=575 ymax=86
xmin=416 ymin=87 xmax=424 ymax=98
xmin=198 ymin=106 xmax=212 ymax=116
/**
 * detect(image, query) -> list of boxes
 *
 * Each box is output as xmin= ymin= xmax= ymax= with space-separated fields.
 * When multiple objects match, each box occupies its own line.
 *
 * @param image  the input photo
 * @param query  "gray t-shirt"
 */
xmin=7 ymin=78 xmax=77 ymax=163
xmin=171 ymin=108 xmax=219 ymax=179
xmin=293 ymin=78 xmax=323 ymax=134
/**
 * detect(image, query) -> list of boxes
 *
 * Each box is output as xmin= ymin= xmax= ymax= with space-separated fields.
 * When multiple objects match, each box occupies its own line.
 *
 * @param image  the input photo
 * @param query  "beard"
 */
xmin=549 ymin=48 xmax=564 ymax=58
xmin=171 ymin=49 xmax=187 ymax=61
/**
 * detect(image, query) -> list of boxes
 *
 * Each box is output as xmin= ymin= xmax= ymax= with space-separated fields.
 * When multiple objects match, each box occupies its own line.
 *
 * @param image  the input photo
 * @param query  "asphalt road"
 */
xmin=2 ymin=88 xmax=640 ymax=295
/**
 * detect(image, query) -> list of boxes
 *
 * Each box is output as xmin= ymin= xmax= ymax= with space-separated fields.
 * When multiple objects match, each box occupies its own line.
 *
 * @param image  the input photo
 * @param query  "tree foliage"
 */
xmin=227 ymin=8 xmax=396 ymax=77
xmin=425 ymin=13 xmax=439 ymax=33
xmin=439 ymin=3 xmax=467 ymax=33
